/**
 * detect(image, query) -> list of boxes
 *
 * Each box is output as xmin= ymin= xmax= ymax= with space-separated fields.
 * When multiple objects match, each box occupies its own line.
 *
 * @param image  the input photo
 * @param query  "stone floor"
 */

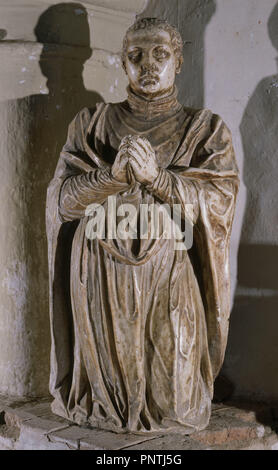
xmin=0 ymin=396 xmax=278 ymax=450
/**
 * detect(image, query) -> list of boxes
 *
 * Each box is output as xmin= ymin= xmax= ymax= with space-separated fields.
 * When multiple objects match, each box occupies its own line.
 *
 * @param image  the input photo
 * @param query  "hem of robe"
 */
xmin=50 ymin=398 xmax=211 ymax=435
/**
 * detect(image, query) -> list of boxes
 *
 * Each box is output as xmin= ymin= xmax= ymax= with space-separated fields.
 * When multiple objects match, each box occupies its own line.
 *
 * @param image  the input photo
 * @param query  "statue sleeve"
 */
xmin=145 ymin=112 xmax=239 ymax=224
xmin=59 ymin=169 xmax=128 ymax=222
xmin=55 ymin=107 xmax=129 ymax=222
xmin=145 ymin=167 xmax=199 ymax=223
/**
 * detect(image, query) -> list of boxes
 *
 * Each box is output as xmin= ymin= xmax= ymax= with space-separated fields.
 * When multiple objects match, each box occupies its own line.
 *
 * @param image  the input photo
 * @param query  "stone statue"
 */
xmin=46 ymin=18 xmax=239 ymax=434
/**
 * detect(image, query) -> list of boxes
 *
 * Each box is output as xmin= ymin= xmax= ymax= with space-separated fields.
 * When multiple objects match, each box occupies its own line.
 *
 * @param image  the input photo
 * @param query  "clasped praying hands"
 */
xmin=111 ymin=135 xmax=159 ymax=185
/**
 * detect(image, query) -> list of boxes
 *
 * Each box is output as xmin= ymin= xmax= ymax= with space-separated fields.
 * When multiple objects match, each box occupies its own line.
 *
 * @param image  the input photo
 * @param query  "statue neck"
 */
xmin=126 ymin=85 xmax=181 ymax=120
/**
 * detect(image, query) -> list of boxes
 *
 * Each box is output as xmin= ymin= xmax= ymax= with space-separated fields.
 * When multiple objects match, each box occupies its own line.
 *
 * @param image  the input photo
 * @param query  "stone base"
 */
xmin=0 ymin=396 xmax=278 ymax=450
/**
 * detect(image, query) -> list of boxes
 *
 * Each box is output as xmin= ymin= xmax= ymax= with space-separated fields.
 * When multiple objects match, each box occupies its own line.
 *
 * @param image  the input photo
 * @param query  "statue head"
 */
xmin=122 ymin=18 xmax=183 ymax=98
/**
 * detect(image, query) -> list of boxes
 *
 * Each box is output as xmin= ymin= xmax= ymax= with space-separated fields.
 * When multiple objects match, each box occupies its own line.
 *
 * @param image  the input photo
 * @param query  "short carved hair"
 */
xmin=121 ymin=17 xmax=183 ymax=73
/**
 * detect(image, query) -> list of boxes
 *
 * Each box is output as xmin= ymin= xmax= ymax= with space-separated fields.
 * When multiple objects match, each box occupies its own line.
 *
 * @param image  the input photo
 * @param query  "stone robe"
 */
xmin=46 ymin=88 xmax=239 ymax=434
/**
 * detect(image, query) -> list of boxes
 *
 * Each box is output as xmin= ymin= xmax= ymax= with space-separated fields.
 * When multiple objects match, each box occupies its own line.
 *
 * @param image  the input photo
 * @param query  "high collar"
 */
xmin=126 ymin=85 xmax=182 ymax=120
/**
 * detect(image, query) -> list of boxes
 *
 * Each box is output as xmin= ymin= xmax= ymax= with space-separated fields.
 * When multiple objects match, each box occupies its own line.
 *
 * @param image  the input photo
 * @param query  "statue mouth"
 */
xmin=139 ymin=75 xmax=159 ymax=86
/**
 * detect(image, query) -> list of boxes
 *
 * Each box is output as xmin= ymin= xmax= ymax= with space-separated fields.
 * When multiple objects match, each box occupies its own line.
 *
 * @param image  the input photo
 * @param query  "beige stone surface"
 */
xmin=51 ymin=426 xmax=159 ymax=451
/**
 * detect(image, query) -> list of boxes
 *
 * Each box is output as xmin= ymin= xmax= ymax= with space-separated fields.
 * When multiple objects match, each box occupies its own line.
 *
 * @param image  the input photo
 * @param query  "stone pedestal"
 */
xmin=0 ymin=397 xmax=277 ymax=450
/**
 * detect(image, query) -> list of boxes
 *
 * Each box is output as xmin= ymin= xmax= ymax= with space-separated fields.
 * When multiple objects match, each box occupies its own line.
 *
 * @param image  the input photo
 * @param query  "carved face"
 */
xmin=124 ymin=28 xmax=179 ymax=98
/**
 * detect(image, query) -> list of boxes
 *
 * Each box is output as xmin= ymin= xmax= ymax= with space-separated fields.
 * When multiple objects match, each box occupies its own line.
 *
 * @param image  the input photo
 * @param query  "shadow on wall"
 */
xmin=3 ymin=3 xmax=103 ymax=396
xmin=31 ymin=2 xmax=103 ymax=179
xmin=139 ymin=0 xmax=216 ymax=108
xmin=222 ymin=3 xmax=278 ymax=402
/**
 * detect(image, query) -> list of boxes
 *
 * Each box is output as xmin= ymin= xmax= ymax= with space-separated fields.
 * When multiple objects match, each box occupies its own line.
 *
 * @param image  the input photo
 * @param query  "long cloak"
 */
xmin=46 ymin=90 xmax=239 ymax=434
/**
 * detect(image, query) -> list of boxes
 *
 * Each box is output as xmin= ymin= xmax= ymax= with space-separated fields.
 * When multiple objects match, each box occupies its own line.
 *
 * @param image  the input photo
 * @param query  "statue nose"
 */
xmin=141 ymin=51 xmax=156 ymax=69
xmin=141 ymin=64 xmax=151 ymax=73
xmin=141 ymin=60 xmax=157 ymax=74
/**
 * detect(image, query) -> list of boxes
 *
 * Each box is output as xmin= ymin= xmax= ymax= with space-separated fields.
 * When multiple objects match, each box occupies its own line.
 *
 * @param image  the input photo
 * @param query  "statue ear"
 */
xmin=175 ymin=57 xmax=183 ymax=75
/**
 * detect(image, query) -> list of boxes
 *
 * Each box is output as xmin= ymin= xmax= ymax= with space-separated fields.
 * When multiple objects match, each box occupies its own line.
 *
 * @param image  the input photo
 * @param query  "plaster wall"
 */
xmin=205 ymin=0 xmax=278 ymax=401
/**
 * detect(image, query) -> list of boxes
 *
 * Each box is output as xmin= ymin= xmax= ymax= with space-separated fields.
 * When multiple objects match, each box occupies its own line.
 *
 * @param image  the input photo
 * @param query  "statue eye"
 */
xmin=153 ymin=47 xmax=170 ymax=61
xmin=128 ymin=50 xmax=142 ymax=64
